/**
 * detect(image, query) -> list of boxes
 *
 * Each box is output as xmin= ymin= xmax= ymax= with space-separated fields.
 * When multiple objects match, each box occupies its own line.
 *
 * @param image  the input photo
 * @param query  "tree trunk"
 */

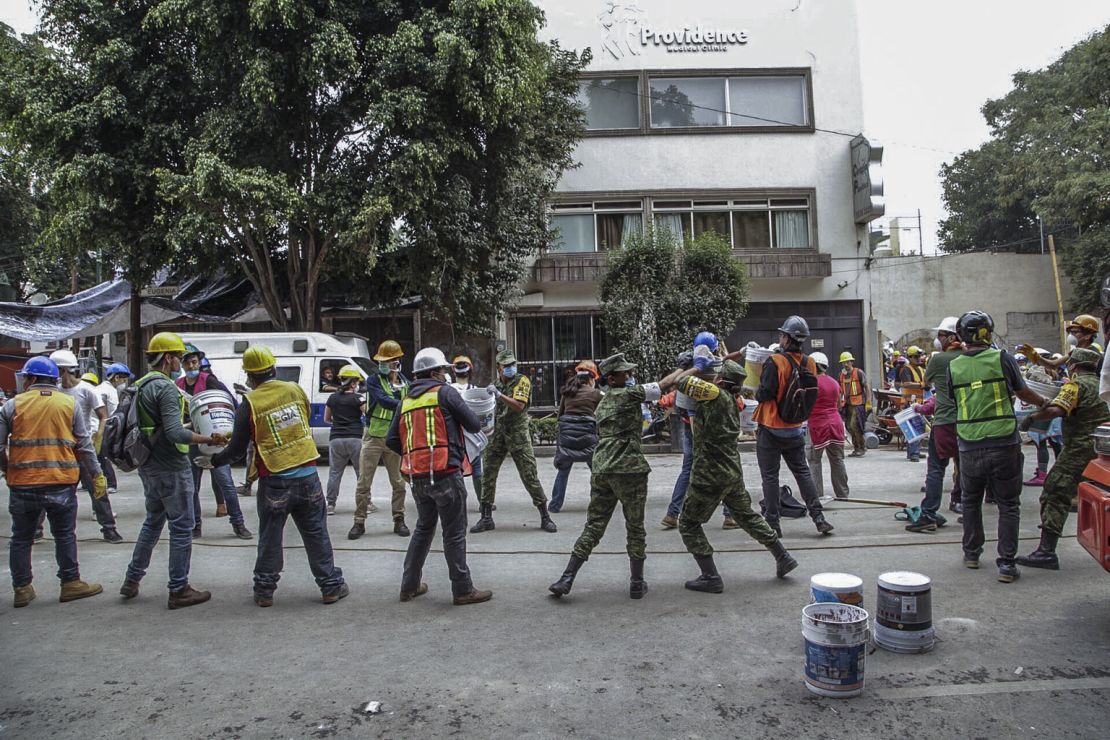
xmin=129 ymin=282 xmax=143 ymax=374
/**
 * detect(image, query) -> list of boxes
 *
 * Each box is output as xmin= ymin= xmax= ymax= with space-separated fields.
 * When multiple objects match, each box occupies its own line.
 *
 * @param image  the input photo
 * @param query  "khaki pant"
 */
xmin=353 ymin=434 xmax=407 ymax=522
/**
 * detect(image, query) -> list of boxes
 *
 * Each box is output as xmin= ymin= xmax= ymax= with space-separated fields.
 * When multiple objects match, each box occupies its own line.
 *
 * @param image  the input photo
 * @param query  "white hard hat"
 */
xmin=932 ymin=316 xmax=959 ymax=334
xmin=49 ymin=349 xmax=79 ymax=369
xmin=810 ymin=351 xmax=829 ymax=368
xmin=412 ymin=347 xmax=450 ymax=374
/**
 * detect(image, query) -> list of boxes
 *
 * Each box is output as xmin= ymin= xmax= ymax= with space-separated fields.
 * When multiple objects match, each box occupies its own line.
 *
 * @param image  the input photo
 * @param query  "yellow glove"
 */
xmin=1018 ymin=344 xmax=1040 ymax=363
xmin=92 ymin=473 xmax=108 ymax=500
xmin=93 ymin=431 xmax=103 ymax=455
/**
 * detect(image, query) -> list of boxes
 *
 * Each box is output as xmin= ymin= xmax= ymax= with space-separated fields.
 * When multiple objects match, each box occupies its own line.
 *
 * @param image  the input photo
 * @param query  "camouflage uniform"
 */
xmin=480 ymin=369 xmax=547 ymax=508
xmin=677 ymin=375 xmax=778 ymax=557
xmin=1039 ymin=370 xmax=1110 ymax=536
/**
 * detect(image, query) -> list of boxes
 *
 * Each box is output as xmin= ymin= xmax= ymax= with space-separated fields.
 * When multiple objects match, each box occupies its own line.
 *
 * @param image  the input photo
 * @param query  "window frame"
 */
xmin=548 ymin=200 xmax=646 ymax=253
xmin=579 ymin=68 xmax=814 ymax=137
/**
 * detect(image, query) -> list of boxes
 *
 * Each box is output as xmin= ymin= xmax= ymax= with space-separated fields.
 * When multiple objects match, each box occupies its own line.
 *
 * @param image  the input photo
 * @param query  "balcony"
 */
xmin=531 ymin=249 xmax=830 ymax=283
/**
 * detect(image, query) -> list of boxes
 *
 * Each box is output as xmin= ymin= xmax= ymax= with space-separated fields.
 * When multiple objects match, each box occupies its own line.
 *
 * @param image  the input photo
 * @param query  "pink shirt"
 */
xmin=808 ymin=374 xmax=846 ymax=448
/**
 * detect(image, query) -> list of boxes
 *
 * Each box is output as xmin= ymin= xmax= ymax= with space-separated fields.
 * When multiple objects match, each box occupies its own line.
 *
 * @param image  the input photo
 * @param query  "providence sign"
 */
xmin=640 ymin=26 xmax=750 ymax=53
xmin=597 ymin=3 xmax=750 ymax=60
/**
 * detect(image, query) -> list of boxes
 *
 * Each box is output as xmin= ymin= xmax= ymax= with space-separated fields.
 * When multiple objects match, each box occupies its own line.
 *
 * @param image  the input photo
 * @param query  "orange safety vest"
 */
xmin=6 ymin=387 xmax=81 ymax=487
xmin=753 ymin=352 xmax=817 ymax=429
xmin=398 ymin=387 xmax=471 ymax=479
xmin=840 ymin=368 xmax=865 ymax=406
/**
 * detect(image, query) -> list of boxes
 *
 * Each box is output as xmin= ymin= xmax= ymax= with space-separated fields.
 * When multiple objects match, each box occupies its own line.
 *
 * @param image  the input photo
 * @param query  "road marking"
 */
xmin=873 ymin=676 xmax=1110 ymax=699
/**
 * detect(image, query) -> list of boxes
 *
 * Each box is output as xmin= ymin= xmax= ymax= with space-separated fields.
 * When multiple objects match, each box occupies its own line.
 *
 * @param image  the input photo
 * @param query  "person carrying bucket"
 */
xmin=837 ymin=351 xmax=870 ymax=457
xmin=897 ymin=346 xmax=928 ymax=462
xmin=1016 ymin=348 xmax=1110 ymax=570
xmin=549 ymin=361 xmax=603 ymax=513
xmin=805 ymin=352 xmax=849 ymax=501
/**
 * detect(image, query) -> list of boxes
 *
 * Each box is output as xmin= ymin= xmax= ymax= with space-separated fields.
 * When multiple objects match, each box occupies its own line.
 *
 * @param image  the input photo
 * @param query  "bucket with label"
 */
xmin=463 ymin=430 xmax=488 ymax=465
xmin=743 ymin=347 xmax=772 ymax=389
xmin=189 ymin=389 xmax=237 ymax=455
xmin=801 ymin=602 xmax=870 ymax=698
xmin=739 ymin=399 xmax=758 ymax=431
xmin=810 ymin=573 xmax=864 ymax=607
xmin=893 ymin=407 xmax=929 ymax=444
xmin=875 ymin=571 xmax=935 ymax=653
xmin=463 ymin=388 xmax=496 ymax=433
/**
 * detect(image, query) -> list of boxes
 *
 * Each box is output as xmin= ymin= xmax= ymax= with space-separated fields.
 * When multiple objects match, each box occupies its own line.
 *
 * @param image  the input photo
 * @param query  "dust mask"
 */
xmin=1066 ymin=334 xmax=1079 ymax=347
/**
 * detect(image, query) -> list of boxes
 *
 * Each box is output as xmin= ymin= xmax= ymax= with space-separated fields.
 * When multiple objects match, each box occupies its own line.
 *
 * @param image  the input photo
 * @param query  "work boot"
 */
xmin=997 ymin=563 xmax=1020 ymax=583
xmin=321 ymin=583 xmax=350 ymax=604
xmin=548 ymin=555 xmax=585 ymax=598
xmin=168 ymin=585 xmax=211 ymax=610
xmin=660 ymin=514 xmax=678 ymax=529
xmin=59 ymin=580 xmax=103 ymax=602
xmin=400 ymin=583 xmax=429 ymax=602
xmin=1016 ymin=530 xmax=1060 ymax=570
xmin=684 ymin=555 xmax=724 ymax=593
xmin=119 ymin=578 xmax=140 ymax=599
xmin=453 ymin=589 xmax=493 ymax=605
xmin=102 ymin=528 xmax=124 ymax=544
xmin=629 ymin=557 xmax=648 ymax=600
xmin=394 ymin=518 xmax=411 ymax=537
xmin=905 ymin=517 xmax=937 ymax=533
xmin=216 ymin=503 xmax=228 ymax=517
xmin=254 ymin=592 xmax=274 ymax=608
xmin=813 ymin=513 xmax=834 ymax=535
xmin=13 ymin=585 xmax=36 ymax=608
xmin=538 ymin=503 xmax=557 ymax=533
xmin=1023 ymin=469 xmax=1047 ymax=487
xmin=347 ymin=521 xmax=365 ymax=540
xmin=470 ymin=503 xmax=495 ymax=533
xmin=232 ymin=522 xmax=253 ymax=540
xmin=767 ymin=540 xmax=798 ymax=578
xmin=722 ymin=516 xmax=739 ymax=530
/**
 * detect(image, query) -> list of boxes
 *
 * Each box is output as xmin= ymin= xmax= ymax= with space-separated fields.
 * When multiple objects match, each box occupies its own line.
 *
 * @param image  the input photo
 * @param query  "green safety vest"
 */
xmin=949 ymin=349 xmax=1016 ymax=442
xmin=367 ymin=374 xmax=407 ymax=438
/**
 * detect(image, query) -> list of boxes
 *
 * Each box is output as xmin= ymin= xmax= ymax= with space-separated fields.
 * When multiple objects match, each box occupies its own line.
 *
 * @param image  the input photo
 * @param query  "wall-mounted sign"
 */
xmin=598 ymin=2 xmax=749 ymax=61
xmin=850 ymin=135 xmax=885 ymax=224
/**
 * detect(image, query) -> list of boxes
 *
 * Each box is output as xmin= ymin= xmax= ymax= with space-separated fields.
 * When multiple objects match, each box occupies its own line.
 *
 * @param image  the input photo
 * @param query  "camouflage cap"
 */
xmin=1068 ymin=347 xmax=1101 ymax=367
xmin=496 ymin=349 xmax=517 ymax=366
xmin=719 ymin=359 xmax=747 ymax=385
xmin=599 ymin=353 xmax=636 ymax=376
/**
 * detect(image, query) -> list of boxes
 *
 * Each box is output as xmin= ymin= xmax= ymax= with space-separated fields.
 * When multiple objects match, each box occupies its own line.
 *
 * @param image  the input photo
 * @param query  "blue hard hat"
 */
xmin=199 ymin=356 xmax=211 ymax=369
xmin=21 ymin=356 xmax=60 ymax=379
xmin=105 ymin=363 xmax=133 ymax=378
xmin=694 ymin=331 xmax=719 ymax=352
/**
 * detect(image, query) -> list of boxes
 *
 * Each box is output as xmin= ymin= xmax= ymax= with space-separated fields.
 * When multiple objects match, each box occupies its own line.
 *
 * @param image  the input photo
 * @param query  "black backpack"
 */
xmin=778 ymin=352 xmax=819 ymax=424
xmin=104 ymin=377 xmax=163 ymax=472
xmin=760 ymin=485 xmax=808 ymax=519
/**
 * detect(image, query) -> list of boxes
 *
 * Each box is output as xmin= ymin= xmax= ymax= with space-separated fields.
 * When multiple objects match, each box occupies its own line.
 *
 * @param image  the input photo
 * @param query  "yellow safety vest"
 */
xmin=7 ymin=387 xmax=81 ymax=487
xmin=247 ymin=380 xmax=319 ymax=474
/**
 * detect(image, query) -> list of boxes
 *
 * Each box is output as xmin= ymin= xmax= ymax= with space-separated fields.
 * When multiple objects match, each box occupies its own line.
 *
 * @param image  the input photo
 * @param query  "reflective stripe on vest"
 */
xmin=840 ymin=368 xmax=864 ymax=406
xmin=248 ymin=380 xmax=319 ymax=474
xmin=7 ymin=388 xmax=81 ymax=486
xmin=136 ymin=372 xmax=189 ymax=454
xmin=398 ymin=387 xmax=470 ymax=479
xmin=368 ymin=375 xmax=407 ymax=438
xmin=950 ymin=349 xmax=1016 ymax=442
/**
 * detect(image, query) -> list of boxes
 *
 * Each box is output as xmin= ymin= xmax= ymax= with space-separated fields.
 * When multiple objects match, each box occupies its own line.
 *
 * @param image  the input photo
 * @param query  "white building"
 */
xmin=510 ymin=0 xmax=880 ymax=408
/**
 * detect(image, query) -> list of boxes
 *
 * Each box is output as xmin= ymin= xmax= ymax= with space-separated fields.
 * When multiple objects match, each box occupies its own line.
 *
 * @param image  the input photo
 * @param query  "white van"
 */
xmin=181 ymin=332 xmax=372 ymax=449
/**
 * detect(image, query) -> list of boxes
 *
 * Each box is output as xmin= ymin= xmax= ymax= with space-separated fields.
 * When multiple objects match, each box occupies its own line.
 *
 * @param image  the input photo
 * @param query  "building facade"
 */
xmin=508 ymin=0 xmax=878 ymax=408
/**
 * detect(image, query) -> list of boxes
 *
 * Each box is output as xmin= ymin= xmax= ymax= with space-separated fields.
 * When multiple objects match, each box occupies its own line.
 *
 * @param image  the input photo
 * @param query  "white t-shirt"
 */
xmin=63 ymin=382 xmax=106 ymax=434
xmin=95 ymin=381 xmax=120 ymax=417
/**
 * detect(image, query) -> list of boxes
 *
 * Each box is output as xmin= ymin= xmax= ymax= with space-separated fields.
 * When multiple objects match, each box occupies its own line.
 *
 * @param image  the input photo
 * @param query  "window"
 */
xmin=649 ymin=77 xmax=726 ymax=128
xmin=727 ymin=76 xmax=807 ymax=127
xmin=275 ymin=366 xmax=301 ymax=383
xmin=578 ymin=77 xmax=639 ymax=130
xmin=646 ymin=73 xmax=809 ymax=130
xmin=549 ymin=202 xmax=643 ymax=253
xmin=652 ymin=196 xmax=812 ymax=249
xmin=513 ymin=314 xmax=611 ymax=407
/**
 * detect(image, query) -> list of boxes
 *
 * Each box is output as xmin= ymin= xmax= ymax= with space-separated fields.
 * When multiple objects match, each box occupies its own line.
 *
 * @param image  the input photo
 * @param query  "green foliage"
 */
xmin=528 ymin=415 xmax=559 ymax=446
xmin=600 ymin=228 xmax=750 ymax=379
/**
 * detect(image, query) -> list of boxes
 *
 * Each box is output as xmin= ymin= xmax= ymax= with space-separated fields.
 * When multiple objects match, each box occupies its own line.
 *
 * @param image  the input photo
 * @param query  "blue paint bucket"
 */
xmin=802 ymin=603 xmax=870 ymax=698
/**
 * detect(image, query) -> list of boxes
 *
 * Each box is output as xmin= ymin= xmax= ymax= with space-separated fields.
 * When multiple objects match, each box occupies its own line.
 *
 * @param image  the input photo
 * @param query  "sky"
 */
xmin=3 ymin=0 xmax=1108 ymax=255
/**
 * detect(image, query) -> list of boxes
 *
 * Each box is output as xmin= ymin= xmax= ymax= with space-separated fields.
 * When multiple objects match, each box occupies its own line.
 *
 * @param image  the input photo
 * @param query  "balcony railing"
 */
xmin=531 ymin=249 xmax=831 ymax=282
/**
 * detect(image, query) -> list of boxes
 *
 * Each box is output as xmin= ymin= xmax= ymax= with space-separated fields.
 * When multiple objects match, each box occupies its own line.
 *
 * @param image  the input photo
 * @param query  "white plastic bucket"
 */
xmin=802 ymin=603 xmax=869 ymax=698
xmin=875 ymin=571 xmax=935 ymax=654
xmin=463 ymin=430 xmax=488 ymax=464
xmin=810 ymin=572 xmax=864 ymax=607
xmin=675 ymin=391 xmax=698 ymax=411
xmin=1024 ymin=378 xmax=1059 ymax=400
xmin=739 ymin=399 xmax=758 ymax=431
xmin=894 ymin=407 xmax=929 ymax=444
xmin=463 ymin=388 xmax=496 ymax=433
xmin=743 ymin=347 xmax=772 ymax=389
xmin=189 ymin=389 xmax=237 ymax=455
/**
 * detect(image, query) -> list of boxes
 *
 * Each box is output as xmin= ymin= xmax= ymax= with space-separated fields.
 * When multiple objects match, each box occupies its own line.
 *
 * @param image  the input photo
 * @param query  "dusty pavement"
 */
xmin=1 ymin=447 xmax=1108 ymax=739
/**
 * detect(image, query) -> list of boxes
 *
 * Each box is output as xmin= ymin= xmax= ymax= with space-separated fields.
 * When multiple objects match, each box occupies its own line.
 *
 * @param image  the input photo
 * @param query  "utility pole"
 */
xmin=95 ymin=249 xmax=103 ymax=371
xmin=917 ymin=209 xmax=923 ymax=255
xmin=1038 ymin=215 xmax=1045 ymax=255
xmin=1047 ymin=235 xmax=1067 ymax=352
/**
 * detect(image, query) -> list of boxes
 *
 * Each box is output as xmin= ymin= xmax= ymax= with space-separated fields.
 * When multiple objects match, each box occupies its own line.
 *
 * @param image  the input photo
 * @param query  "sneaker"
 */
xmin=1024 ymin=469 xmax=1047 ymax=487
xmin=905 ymin=519 xmax=937 ymax=533
xmin=326 ymin=504 xmax=336 ymax=516
xmin=107 ymin=487 xmax=118 ymax=495
xmin=963 ymin=554 xmax=980 ymax=569
xmin=168 ymin=585 xmax=211 ymax=610
xmin=232 ymin=523 xmax=253 ymax=540
xmin=347 ymin=522 xmax=365 ymax=540
xmin=722 ymin=517 xmax=739 ymax=530
xmin=949 ymin=501 xmax=963 ymax=514
xmin=236 ymin=483 xmax=253 ymax=497
xmin=997 ymin=564 xmax=1020 ymax=583
xmin=254 ymin=592 xmax=274 ymax=607
xmin=366 ymin=502 xmax=379 ymax=514
xmin=453 ymin=589 xmax=493 ymax=606
xmin=102 ymin=528 xmax=124 ymax=544
xmin=660 ymin=515 xmax=678 ymax=530
xmin=400 ymin=583 xmax=429 ymax=602
xmin=321 ymin=583 xmax=350 ymax=605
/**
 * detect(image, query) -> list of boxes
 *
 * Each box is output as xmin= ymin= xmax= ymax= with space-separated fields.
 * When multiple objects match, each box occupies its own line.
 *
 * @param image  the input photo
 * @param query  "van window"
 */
xmin=319 ymin=359 xmax=347 ymax=392
xmin=275 ymin=366 xmax=301 ymax=383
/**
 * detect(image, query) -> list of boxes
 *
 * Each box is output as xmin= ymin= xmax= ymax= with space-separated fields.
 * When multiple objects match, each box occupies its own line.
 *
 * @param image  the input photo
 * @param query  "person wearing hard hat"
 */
xmin=1020 ymin=315 xmax=1103 ymax=371
xmin=837 ymin=351 xmax=871 ymax=457
xmin=349 ymin=340 xmax=411 ymax=539
xmin=120 ymin=332 xmax=224 ymax=609
xmin=50 ymin=349 xmax=121 ymax=543
xmin=0 ymin=356 xmax=107 ymax=607
xmin=471 ymin=349 xmax=557 ymax=534
xmin=449 ymin=355 xmax=485 ymax=502
xmin=1016 ymin=348 xmax=1110 ymax=570
xmin=806 ymin=352 xmax=849 ymax=501
xmin=96 ymin=363 xmax=132 ymax=495
xmin=898 ymin=346 xmax=928 ymax=462
xmin=324 ymin=365 xmax=367 ymax=515
xmin=384 ymin=347 xmax=491 ymax=606
xmin=753 ymin=316 xmax=833 ymax=537
xmin=201 ymin=345 xmax=348 ymax=607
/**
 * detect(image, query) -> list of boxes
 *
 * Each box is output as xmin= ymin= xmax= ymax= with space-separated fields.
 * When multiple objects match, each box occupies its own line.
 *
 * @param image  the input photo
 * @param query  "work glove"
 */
xmin=692 ymin=345 xmax=714 ymax=372
xmin=1018 ymin=344 xmax=1040 ymax=363
xmin=486 ymin=384 xmax=498 ymax=397
xmin=193 ymin=455 xmax=214 ymax=470
xmin=91 ymin=473 xmax=108 ymax=500
xmin=676 ymin=350 xmax=694 ymax=370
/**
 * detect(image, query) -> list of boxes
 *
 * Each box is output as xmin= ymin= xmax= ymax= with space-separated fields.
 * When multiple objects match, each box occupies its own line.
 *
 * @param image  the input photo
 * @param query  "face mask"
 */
xmin=454 ymin=366 xmax=470 ymax=376
xmin=378 ymin=362 xmax=391 ymax=375
xmin=624 ymin=378 xmax=635 ymax=388
xmin=170 ymin=369 xmax=183 ymax=380
xmin=502 ymin=365 xmax=517 ymax=379
xmin=185 ymin=369 xmax=200 ymax=380
xmin=576 ymin=371 xmax=590 ymax=380
xmin=1066 ymin=334 xmax=1079 ymax=347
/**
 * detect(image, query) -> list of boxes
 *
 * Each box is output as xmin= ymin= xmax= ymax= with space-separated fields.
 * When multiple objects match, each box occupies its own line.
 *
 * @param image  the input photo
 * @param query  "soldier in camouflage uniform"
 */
xmin=1017 ymin=348 xmax=1110 ymax=570
xmin=677 ymin=360 xmax=799 ymax=593
xmin=549 ymin=354 xmax=682 ymax=600
xmin=471 ymin=349 xmax=557 ymax=534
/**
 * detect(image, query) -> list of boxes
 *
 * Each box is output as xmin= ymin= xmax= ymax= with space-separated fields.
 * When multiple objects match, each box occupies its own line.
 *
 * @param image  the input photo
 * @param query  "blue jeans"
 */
xmin=402 ymin=473 xmax=474 ymax=597
xmin=550 ymin=462 xmax=591 ymax=512
xmin=666 ymin=426 xmax=694 ymax=517
xmin=255 ymin=473 xmax=344 ymax=597
xmin=9 ymin=486 xmax=80 ymax=587
xmin=127 ymin=468 xmax=195 ymax=592
xmin=190 ymin=445 xmax=244 ymax=526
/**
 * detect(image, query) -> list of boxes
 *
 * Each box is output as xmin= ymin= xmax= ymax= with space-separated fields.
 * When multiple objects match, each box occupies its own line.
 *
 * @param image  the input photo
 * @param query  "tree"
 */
xmin=157 ymin=0 xmax=586 ymax=332
xmin=938 ymin=24 xmax=1110 ymax=309
xmin=600 ymin=228 xmax=750 ymax=379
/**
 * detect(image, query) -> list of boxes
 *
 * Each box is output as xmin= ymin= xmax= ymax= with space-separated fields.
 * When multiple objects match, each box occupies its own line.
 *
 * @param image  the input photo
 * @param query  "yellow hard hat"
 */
xmin=906 ymin=345 xmax=924 ymax=357
xmin=337 ymin=364 xmax=362 ymax=379
xmin=81 ymin=372 xmax=100 ymax=384
xmin=839 ymin=351 xmax=855 ymax=363
xmin=1067 ymin=314 xmax=1100 ymax=333
xmin=146 ymin=331 xmax=187 ymax=354
xmin=373 ymin=340 xmax=404 ymax=362
xmin=242 ymin=345 xmax=276 ymax=373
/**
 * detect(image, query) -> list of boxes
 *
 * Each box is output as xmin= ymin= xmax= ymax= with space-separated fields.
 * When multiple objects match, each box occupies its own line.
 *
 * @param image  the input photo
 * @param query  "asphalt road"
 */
xmin=1 ymin=448 xmax=1108 ymax=739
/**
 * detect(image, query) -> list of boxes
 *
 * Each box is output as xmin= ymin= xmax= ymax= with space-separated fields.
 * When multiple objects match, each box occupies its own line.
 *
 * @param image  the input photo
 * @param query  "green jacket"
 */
xmin=592 ymin=385 xmax=650 ymax=475
xmin=492 ymin=374 xmax=532 ymax=438
xmin=1056 ymin=372 xmax=1110 ymax=449
xmin=677 ymin=376 xmax=744 ymax=487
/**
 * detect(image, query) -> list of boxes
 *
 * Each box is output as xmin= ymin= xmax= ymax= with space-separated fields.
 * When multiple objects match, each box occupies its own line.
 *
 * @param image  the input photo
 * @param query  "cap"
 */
xmin=599 ymin=353 xmax=636 ymax=376
xmin=496 ymin=349 xmax=518 ymax=366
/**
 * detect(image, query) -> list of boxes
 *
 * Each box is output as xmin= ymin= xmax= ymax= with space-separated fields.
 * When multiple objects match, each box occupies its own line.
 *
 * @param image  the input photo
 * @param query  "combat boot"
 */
xmin=59 ymin=580 xmax=103 ymax=602
xmin=13 ymin=585 xmax=35 ymax=608
xmin=538 ymin=503 xmax=558 ymax=533
xmin=347 ymin=521 xmax=365 ymax=540
xmin=684 ymin=555 xmax=724 ymax=593
xmin=1016 ymin=530 xmax=1060 ymax=570
xmin=470 ymin=503 xmax=495 ymax=533
xmin=629 ymin=557 xmax=648 ymax=600
xmin=767 ymin=540 xmax=798 ymax=578
xmin=812 ymin=513 xmax=834 ymax=535
xmin=548 ymin=555 xmax=585 ymax=597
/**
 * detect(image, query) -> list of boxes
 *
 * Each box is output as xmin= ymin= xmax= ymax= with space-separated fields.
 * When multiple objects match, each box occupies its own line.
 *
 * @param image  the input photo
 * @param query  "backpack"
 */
xmin=760 ymin=485 xmax=808 ymax=518
xmin=104 ymin=378 xmax=163 ymax=472
xmin=778 ymin=352 xmax=819 ymax=424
